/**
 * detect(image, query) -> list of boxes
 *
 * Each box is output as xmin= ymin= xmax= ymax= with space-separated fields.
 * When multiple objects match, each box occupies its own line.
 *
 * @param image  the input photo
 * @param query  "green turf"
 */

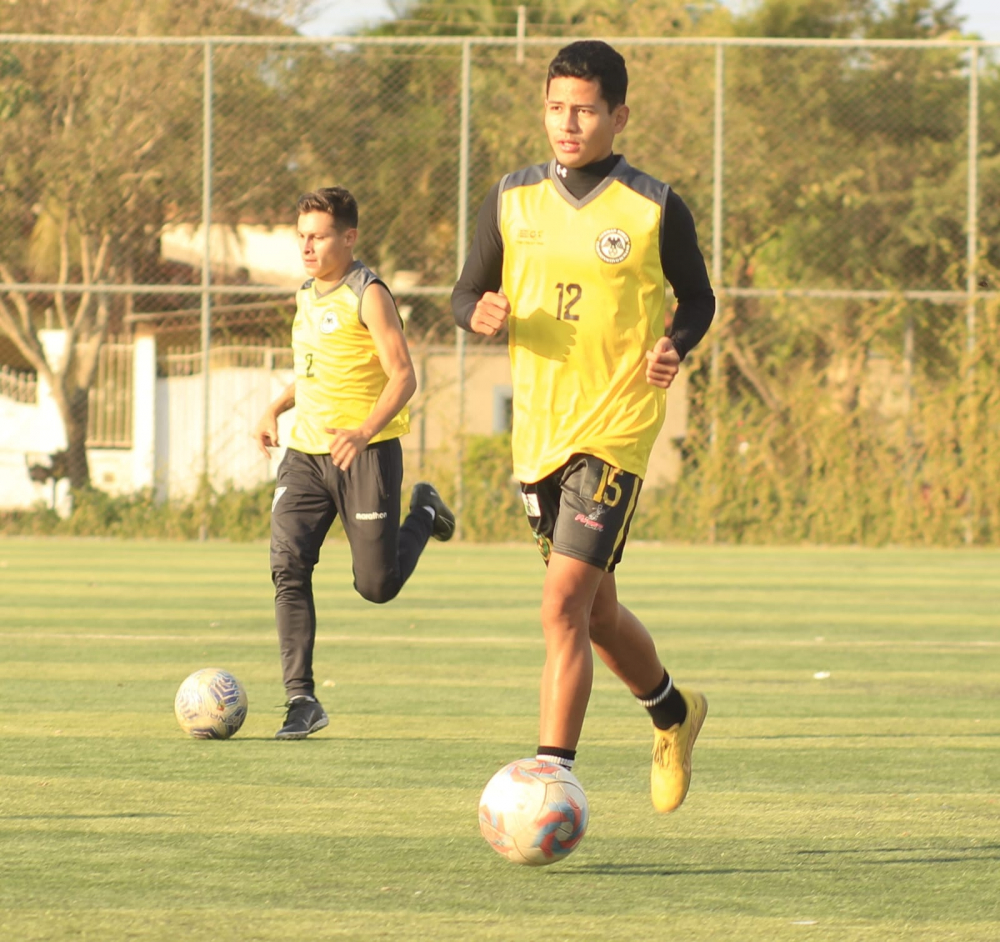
xmin=1 ymin=537 xmax=998 ymax=941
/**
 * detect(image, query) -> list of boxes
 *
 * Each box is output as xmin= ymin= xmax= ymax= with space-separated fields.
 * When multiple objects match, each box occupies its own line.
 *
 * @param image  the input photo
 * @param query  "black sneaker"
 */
xmin=410 ymin=482 xmax=455 ymax=542
xmin=275 ymin=696 xmax=329 ymax=740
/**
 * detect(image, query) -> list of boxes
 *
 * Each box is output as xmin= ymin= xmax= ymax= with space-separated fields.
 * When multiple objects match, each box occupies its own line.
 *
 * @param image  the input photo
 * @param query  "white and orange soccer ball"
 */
xmin=173 ymin=668 xmax=248 ymax=740
xmin=478 ymin=758 xmax=589 ymax=866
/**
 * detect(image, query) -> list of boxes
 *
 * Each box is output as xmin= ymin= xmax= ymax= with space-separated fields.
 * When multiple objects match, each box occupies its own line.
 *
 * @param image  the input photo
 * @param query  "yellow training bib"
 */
xmin=499 ymin=159 xmax=669 ymax=482
xmin=287 ymin=261 xmax=409 ymax=454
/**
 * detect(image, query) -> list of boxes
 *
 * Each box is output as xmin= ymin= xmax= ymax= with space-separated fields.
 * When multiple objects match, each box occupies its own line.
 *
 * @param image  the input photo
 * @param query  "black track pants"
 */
xmin=269 ymin=442 xmax=433 ymax=698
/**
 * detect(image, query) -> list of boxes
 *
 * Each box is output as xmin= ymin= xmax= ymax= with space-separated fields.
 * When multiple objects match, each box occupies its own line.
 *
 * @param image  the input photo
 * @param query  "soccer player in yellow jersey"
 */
xmin=452 ymin=42 xmax=715 ymax=812
xmin=255 ymin=186 xmax=455 ymax=740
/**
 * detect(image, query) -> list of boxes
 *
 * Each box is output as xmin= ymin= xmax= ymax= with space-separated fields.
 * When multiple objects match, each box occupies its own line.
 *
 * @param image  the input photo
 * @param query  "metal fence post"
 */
xmin=199 ymin=38 xmax=214 ymax=540
xmin=454 ymin=38 xmax=471 ymax=540
xmin=708 ymin=41 xmax=725 ymax=543
xmin=964 ymin=45 xmax=981 ymax=545
xmin=966 ymin=45 xmax=979 ymax=356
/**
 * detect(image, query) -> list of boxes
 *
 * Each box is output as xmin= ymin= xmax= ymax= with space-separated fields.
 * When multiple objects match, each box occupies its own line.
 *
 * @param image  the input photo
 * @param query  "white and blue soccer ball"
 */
xmin=174 ymin=668 xmax=248 ymax=740
xmin=478 ymin=758 xmax=589 ymax=866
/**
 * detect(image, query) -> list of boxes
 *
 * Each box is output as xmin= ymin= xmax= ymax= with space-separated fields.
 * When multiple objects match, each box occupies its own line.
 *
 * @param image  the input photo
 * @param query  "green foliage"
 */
xmin=0 ymin=435 xmax=525 ymax=544
xmin=634 ymin=299 xmax=1000 ymax=546
xmin=0 ymin=480 xmax=277 ymax=541
xmin=457 ymin=432 xmax=525 ymax=542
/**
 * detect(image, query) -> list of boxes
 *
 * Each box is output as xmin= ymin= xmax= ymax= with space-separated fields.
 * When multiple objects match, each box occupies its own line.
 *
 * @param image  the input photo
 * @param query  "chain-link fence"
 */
xmin=1 ymin=33 xmax=998 ymax=542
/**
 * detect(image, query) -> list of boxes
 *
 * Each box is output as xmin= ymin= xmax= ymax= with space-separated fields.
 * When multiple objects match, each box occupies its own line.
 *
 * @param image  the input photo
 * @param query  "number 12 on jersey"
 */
xmin=555 ymin=283 xmax=581 ymax=321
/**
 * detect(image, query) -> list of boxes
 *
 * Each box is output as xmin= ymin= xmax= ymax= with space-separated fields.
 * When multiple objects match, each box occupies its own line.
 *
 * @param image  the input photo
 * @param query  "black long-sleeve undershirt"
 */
xmin=451 ymin=154 xmax=716 ymax=361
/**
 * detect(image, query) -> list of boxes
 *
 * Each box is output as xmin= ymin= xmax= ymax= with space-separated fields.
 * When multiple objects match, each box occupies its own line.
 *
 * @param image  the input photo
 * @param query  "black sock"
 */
xmin=637 ymin=670 xmax=688 ymax=730
xmin=536 ymin=745 xmax=576 ymax=771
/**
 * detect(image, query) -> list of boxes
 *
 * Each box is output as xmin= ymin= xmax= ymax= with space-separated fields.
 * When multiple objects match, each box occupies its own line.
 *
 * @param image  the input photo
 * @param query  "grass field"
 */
xmin=1 ymin=537 xmax=998 ymax=942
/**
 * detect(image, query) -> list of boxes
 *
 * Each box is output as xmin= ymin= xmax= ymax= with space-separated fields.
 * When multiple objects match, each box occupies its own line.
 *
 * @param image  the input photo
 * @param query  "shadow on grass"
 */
xmin=557 ymin=864 xmax=801 ymax=876
xmin=558 ymin=845 xmax=1000 ymax=876
xmin=182 ymin=736 xmax=337 ymax=742
xmin=3 ymin=812 xmax=182 ymax=820
xmin=796 ymin=845 xmax=1000 ymax=865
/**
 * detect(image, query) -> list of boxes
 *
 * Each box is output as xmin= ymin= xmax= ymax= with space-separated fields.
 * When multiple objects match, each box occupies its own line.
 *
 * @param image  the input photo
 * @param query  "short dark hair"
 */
xmin=296 ymin=186 xmax=359 ymax=230
xmin=546 ymin=40 xmax=628 ymax=111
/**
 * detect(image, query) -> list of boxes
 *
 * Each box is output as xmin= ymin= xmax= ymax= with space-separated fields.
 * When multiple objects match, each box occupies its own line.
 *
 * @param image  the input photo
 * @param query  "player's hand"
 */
xmin=253 ymin=411 xmax=280 ymax=458
xmin=326 ymin=427 xmax=370 ymax=471
xmin=469 ymin=291 xmax=510 ymax=337
xmin=645 ymin=336 xmax=681 ymax=389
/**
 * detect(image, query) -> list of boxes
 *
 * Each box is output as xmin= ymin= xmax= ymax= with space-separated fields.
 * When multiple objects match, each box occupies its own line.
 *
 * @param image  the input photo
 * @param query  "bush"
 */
xmin=457 ymin=432 xmax=525 ymax=542
xmin=0 ymin=435 xmax=526 ymax=542
xmin=0 ymin=480 xmax=276 ymax=541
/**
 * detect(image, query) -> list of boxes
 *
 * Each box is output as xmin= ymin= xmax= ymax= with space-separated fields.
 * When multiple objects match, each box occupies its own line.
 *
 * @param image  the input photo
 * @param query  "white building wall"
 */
xmin=156 ymin=367 xmax=296 ymax=500
xmin=0 ymin=398 xmax=61 ymax=508
xmin=0 ymin=332 xmax=72 ymax=511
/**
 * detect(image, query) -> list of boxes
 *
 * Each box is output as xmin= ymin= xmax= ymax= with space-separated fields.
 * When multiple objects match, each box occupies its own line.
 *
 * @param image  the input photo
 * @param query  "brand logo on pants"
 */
xmin=271 ymin=486 xmax=287 ymax=512
xmin=355 ymin=511 xmax=388 ymax=521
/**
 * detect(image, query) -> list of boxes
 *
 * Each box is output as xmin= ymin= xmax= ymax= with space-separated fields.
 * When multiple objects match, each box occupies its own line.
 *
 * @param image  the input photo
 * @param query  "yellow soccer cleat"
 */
xmin=650 ymin=688 xmax=708 ymax=813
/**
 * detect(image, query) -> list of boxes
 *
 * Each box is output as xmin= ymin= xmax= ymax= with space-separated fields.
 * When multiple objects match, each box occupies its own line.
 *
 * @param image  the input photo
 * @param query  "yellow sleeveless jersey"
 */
xmin=498 ymin=159 xmax=669 ymax=483
xmin=287 ymin=260 xmax=409 ymax=454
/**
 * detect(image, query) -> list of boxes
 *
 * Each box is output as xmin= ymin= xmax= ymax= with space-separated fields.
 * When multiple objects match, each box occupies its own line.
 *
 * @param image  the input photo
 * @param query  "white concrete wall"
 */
xmin=0 ymin=332 xmax=72 ymax=511
xmin=157 ymin=367 xmax=295 ymax=500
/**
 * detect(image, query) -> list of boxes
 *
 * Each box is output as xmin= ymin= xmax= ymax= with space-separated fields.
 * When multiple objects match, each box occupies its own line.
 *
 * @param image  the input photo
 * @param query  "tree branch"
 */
xmin=725 ymin=338 xmax=785 ymax=414
xmin=0 ymin=276 xmax=52 ymax=382
xmin=54 ymin=207 xmax=71 ymax=328
xmin=72 ymin=231 xmax=112 ymax=335
xmin=0 ymin=262 xmax=34 ymax=330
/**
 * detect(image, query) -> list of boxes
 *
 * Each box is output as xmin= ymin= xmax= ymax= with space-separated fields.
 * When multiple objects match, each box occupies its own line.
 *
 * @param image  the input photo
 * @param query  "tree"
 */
xmin=0 ymin=0 xmax=307 ymax=489
xmin=706 ymin=0 xmax=973 ymax=416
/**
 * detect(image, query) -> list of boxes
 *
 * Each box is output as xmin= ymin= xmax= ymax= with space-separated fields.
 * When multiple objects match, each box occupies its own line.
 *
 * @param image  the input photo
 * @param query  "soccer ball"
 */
xmin=174 ymin=668 xmax=248 ymax=740
xmin=478 ymin=758 xmax=589 ymax=866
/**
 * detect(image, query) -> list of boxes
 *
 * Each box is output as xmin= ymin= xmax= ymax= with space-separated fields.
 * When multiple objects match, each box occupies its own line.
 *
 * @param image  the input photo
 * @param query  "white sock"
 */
xmin=536 ymin=752 xmax=575 ymax=772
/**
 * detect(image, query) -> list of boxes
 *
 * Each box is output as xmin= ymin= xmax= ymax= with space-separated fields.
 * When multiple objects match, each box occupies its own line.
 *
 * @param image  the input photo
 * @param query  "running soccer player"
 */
xmin=452 ymin=41 xmax=715 ymax=812
xmin=255 ymin=186 xmax=454 ymax=740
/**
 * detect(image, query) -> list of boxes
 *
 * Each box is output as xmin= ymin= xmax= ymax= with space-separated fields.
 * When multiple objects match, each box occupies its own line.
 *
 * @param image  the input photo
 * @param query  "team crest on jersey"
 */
xmin=595 ymin=228 xmax=631 ymax=264
xmin=319 ymin=312 xmax=340 ymax=334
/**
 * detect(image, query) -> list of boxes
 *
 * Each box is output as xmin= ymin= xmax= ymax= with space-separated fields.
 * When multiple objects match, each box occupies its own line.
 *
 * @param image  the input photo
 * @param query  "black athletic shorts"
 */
xmin=520 ymin=453 xmax=643 ymax=572
xmin=270 ymin=441 xmax=404 ymax=579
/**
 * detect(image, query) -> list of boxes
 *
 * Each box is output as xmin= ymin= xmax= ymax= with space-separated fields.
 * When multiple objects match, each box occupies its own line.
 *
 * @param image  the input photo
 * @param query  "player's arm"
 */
xmin=647 ymin=189 xmax=716 ymax=388
xmin=253 ymin=381 xmax=295 ymax=458
xmin=452 ymin=182 xmax=511 ymax=337
xmin=326 ymin=283 xmax=417 ymax=471
xmin=661 ymin=189 xmax=715 ymax=361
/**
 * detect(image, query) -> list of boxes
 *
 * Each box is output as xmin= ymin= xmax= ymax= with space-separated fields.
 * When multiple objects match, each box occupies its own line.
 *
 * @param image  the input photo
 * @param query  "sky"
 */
xmin=294 ymin=0 xmax=1000 ymax=40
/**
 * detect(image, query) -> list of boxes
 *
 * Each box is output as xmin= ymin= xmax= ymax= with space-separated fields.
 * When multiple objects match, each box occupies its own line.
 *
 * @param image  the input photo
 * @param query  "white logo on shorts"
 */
xmin=271 ymin=486 xmax=287 ymax=512
xmin=355 ymin=511 xmax=388 ymax=521
xmin=521 ymin=492 xmax=540 ymax=517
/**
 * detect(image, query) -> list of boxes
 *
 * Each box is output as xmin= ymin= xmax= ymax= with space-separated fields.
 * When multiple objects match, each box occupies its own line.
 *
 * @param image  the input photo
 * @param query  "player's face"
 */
xmin=297 ymin=211 xmax=357 ymax=284
xmin=544 ymin=76 xmax=629 ymax=169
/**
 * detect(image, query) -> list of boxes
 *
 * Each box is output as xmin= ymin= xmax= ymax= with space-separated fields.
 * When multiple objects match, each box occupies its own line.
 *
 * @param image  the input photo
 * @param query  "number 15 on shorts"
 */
xmin=593 ymin=463 xmax=622 ymax=507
